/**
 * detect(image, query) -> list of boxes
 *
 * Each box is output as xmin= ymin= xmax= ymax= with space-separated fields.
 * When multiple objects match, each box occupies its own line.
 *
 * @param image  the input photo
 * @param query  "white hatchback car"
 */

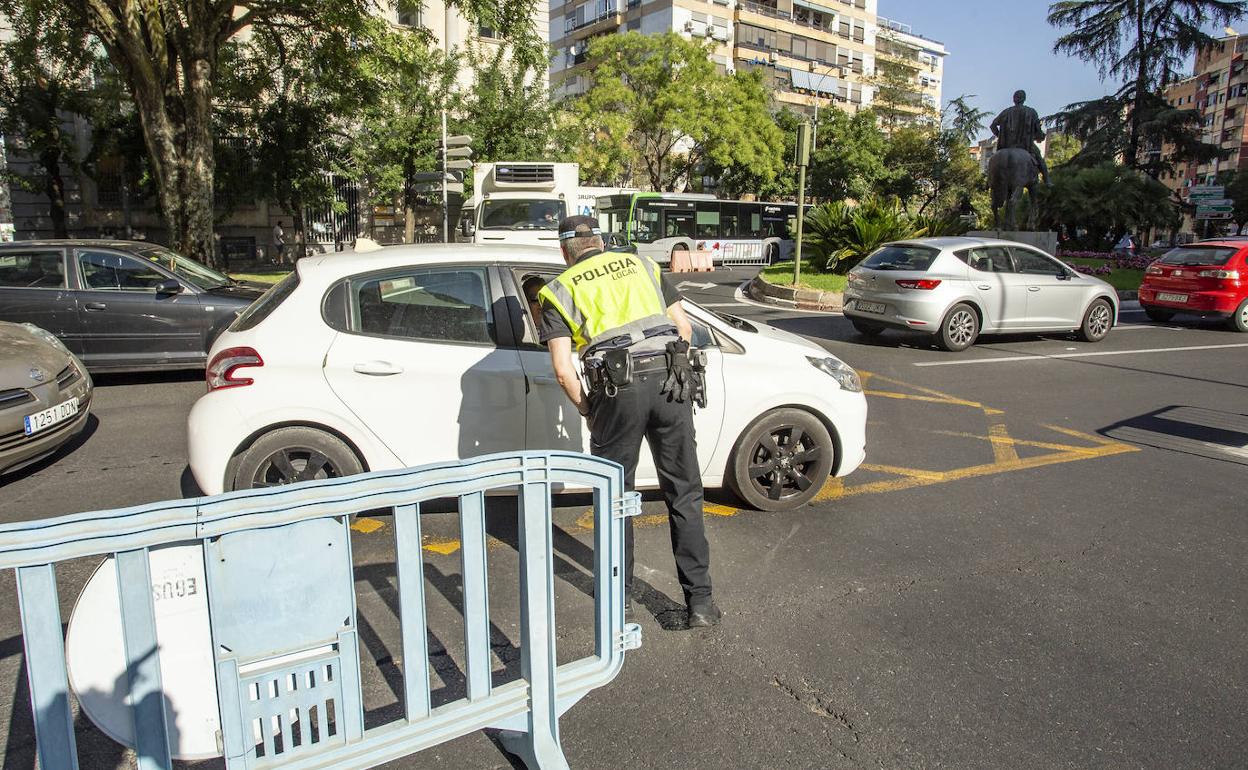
xmin=187 ymin=245 xmax=867 ymax=511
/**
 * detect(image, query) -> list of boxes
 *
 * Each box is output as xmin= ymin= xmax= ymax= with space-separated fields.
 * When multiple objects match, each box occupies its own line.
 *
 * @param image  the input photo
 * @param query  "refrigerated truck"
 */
xmin=457 ymin=162 xmax=578 ymax=247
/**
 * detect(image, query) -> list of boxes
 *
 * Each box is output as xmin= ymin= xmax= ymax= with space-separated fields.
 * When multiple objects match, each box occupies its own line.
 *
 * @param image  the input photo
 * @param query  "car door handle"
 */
xmin=353 ymin=361 xmax=404 ymax=376
xmin=1028 ymin=286 xmax=1041 ymax=292
xmin=976 ymin=285 xmax=992 ymax=290
xmin=84 ymin=302 xmax=107 ymax=311
xmin=532 ymin=375 xmax=559 ymax=385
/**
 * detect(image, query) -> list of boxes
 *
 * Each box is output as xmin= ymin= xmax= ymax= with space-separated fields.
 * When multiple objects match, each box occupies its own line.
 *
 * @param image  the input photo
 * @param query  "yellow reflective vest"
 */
xmin=538 ymin=250 xmax=674 ymax=354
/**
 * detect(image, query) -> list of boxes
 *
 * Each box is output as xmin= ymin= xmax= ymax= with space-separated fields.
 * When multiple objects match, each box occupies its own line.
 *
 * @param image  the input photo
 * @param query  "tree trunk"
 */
xmin=180 ymin=52 xmax=218 ymax=266
xmin=1128 ymin=2 xmax=1147 ymax=172
xmin=39 ymin=145 xmax=69 ymax=238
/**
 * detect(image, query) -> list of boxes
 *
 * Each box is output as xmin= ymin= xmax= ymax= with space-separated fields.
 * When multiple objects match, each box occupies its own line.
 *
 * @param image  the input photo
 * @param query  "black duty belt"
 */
xmin=632 ymin=353 xmax=668 ymax=374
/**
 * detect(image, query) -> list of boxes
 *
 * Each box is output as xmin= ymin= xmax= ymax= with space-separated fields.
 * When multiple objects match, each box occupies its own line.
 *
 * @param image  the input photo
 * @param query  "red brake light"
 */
xmin=207 ymin=346 xmax=263 ymax=391
xmin=895 ymin=279 xmax=942 ymax=290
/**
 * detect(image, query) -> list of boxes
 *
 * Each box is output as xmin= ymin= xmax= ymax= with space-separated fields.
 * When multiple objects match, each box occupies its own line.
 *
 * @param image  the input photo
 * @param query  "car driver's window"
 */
xmin=690 ymin=319 xmax=715 ymax=349
xmin=1012 ymin=249 xmax=1063 ymax=276
xmin=78 ymin=250 xmax=168 ymax=291
xmin=351 ymin=267 xmax=493 ymax=344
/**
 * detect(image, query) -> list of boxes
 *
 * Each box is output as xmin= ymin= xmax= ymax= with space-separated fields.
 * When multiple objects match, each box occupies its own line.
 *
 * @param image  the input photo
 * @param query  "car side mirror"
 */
xmin=1057 ymin=271 xmax=1073 ymax=281
xmin=155 ymin=279 xmax=183 ymax=295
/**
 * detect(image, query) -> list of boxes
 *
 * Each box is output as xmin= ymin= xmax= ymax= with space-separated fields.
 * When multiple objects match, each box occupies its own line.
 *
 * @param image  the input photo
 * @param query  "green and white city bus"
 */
xmin=596 ymin=192 xmax=803 ymax=267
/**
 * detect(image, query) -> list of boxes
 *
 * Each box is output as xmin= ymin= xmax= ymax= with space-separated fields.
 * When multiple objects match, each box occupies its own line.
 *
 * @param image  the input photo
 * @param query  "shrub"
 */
xmin=806 ymin=198 xmax=926 ymax=274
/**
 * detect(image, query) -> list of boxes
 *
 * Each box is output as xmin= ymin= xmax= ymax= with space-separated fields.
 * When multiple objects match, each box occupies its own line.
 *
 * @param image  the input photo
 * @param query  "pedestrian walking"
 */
xmin=537 ymin=215 xmax=721 ymax=628
xmin=272 ymin=220 xmax=286 ymax=264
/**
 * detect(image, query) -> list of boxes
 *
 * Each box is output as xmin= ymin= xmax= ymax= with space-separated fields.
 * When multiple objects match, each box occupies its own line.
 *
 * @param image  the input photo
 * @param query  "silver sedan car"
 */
xmin=0 ymin=321 xmax=93 ymax=475
xmin=843 ymin=237 xmax=1118 ymax=351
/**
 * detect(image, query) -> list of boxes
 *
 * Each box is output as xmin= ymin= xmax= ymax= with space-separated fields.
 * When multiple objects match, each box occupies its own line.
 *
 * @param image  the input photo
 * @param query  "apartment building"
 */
xmin=550 ymin=0 xmax=883 ymax=115
xmin=874 ymin=16 xmax=946 ymax=122
xmin=1157 ymin=31 xmax=1248 ymax=233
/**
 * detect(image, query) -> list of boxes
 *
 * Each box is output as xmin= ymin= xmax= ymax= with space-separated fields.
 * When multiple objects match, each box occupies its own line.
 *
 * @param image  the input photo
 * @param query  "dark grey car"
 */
xmin=0 ymin=240 xmax=262 ymax=371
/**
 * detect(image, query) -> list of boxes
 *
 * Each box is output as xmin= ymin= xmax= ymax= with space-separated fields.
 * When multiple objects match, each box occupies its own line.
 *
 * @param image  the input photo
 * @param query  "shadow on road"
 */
xmin=0 ymin=414 xmax=100 ymax=489
xmin=1101 ymin=406 xmax=1248 ymax=466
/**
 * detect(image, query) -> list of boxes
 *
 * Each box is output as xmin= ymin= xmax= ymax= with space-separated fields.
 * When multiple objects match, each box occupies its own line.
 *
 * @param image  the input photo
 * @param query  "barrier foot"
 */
xmin=497 ymin=729 xmax=572 ymax=770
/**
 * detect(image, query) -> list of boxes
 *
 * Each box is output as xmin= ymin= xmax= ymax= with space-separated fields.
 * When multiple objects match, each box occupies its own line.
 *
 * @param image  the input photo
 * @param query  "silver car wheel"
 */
xmin=948 ymin=310 xmax=976 ymax=346
xmin=1089 ymin=304 xmax=1111 ymax=338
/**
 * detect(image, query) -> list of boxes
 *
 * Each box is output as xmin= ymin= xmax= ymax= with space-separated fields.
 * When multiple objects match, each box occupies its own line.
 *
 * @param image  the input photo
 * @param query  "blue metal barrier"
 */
xmin=0 ymin=451 xmax=642 ymax=769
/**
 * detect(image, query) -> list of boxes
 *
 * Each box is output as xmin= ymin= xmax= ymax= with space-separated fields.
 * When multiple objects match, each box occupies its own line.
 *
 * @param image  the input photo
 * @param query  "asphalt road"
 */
xmin=0 ymin=268 xmax=1245 ymax=768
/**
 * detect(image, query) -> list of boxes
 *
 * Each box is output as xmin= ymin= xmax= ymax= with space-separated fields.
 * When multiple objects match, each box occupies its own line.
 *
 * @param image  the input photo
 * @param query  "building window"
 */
xmin=396 ymin=1 xmax=423 ymax=27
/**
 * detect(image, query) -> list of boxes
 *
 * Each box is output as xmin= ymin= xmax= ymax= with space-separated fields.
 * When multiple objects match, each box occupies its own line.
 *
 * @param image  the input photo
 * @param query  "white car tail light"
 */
xmin=1197 ymin=269 xmax=1239 ymax=279
xmin=895 ymin=279 xmax=942 ymax=290
xmin=207 ymin=347 xmax=264 ymax=391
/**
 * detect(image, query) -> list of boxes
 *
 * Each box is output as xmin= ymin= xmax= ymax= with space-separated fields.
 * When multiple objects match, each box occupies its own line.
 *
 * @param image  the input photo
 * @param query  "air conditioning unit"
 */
xmin=768 ymin=50 xmax=779 ymax=63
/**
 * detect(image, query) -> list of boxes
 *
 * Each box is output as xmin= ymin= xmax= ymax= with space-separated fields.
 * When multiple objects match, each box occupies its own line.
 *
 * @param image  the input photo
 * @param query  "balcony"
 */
xmin=736 ymin=1 xmax=844 ymax=40
xmin=561 ymin=9 xmax=622 ymax=40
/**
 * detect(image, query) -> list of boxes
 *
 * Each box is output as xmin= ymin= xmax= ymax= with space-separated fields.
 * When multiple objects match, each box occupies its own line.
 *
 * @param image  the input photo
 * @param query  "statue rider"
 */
xmin=990 ymin=89 xmax=1049 ymax=185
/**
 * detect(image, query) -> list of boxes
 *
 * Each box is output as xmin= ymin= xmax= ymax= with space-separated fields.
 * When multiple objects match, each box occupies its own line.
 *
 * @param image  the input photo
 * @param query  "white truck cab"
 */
xmin=459 ymin=162 xmax=578 ymax=248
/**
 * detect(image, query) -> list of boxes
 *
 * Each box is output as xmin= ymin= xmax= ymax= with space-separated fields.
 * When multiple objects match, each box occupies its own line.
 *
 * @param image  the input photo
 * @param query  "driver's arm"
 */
xmin=548 ymin=337 xmax=588 ymax=416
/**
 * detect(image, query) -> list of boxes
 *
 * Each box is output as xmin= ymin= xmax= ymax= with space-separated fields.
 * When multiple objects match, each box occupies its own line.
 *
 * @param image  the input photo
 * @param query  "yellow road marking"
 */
xmin=860 ymin=463 xmax=946 ymax=481
xmin=423 ymin=537 xmax=462 ymax=555
xmin=350 ymin=517 xmax=385 ymax=533
xmin=861 ymin=371 xmax=1004 ymax=415
xmin=704 ymin=503 xmax=739 ymax=517
xmin=988 ymin=424 xmax=1020 ymax=464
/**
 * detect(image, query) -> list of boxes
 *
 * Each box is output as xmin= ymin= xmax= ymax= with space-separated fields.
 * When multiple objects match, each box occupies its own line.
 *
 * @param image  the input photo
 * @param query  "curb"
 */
xmin=748 ymin=275 xmax=844 ymax=312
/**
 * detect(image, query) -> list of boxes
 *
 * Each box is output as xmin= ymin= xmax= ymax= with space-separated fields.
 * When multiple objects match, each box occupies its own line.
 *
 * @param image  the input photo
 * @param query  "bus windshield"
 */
xmin=480 ymin=198 xmax=565 ymax=231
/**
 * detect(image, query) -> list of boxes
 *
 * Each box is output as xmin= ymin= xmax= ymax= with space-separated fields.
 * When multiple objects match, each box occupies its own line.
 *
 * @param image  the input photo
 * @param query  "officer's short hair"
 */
xmin=558 ymin=215 xmax=604 ymax=257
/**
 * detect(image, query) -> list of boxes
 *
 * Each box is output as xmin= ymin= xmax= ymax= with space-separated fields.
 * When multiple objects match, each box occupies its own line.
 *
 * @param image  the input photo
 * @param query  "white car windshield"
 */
xmin=480 ymin=199 xmax=566 ymax=231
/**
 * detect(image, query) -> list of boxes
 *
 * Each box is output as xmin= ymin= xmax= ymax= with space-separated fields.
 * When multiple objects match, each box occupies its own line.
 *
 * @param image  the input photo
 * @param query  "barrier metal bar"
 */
xmin=15 ymin=565 xmax=78 ymax=770
xmin=0 ymin=451 xmax=641 ymax=770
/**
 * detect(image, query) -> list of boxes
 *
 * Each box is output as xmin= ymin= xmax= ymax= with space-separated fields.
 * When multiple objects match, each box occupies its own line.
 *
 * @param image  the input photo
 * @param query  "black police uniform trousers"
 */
xmin=587 ymin=361 xmax=713 ymax=606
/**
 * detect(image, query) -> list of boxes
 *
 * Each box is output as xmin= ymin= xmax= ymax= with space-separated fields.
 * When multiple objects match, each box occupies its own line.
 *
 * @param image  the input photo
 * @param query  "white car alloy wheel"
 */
xmin=939 ymin=303 xmax=979 ymax=352
xmin=1078 ymin=299 xmax=1113 ymax=342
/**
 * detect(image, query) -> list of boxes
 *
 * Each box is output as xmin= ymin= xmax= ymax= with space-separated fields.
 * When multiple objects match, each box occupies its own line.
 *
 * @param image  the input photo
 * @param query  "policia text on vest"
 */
xmin=538 ymin=215 xmax=722 ymax=629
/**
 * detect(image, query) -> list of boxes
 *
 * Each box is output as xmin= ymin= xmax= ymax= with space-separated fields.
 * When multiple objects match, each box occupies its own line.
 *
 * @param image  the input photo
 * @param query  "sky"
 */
xmin=876 ymin=0 xmax=1123 ymax=139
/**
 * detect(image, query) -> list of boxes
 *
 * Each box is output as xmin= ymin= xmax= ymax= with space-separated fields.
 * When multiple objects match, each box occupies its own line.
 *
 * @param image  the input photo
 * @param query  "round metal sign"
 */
xmin=66 ymin=542 xmax=223 ymax=759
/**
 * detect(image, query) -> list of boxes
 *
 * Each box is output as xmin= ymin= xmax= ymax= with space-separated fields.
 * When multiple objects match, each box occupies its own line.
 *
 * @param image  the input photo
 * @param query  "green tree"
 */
xmin=808 ymin=107 xmax=888 ymax=202
xmin=69 ymin=0 xmax=540 ymax=265
xmin=1044 ymin=132 xmax=1082 ymax=168
xmin=945 ymin=94 xmax=991 ymax=144
xmin=566 ymin=32 xmax=783 ymax=191
xmin=0 ymin=0 xmax=93 ymax=237
xmin=876 ymin=124 xmax=984 ymax=216
xmin=347 ymin=25 xmax=461 ymax=243
xmin=870 ymin=58 xmax=935 ymax=131
xmin=714 ymin=108 xmax=801 ymax=200
xmin=1048 ymin=0 xmax=1246 ymax=172
xmin=462 ymin=51 xmax=557 ymax=163
xmin=1037 ymin=161 xmax=1179 ymax=248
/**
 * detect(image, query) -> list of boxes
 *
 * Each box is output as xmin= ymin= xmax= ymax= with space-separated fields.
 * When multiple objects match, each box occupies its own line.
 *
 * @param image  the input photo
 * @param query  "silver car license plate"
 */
xmin=1157 ymin=292 xmax=1187 ymax=303
xmin=24 ymin=397 xmax=80 ymax=436
xmin=856 ymin=300 xmax=886 ymax=314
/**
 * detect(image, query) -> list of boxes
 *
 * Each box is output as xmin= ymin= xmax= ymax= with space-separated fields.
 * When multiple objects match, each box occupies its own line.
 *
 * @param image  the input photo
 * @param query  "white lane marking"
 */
xmin=913 ymin=343 xmax=1248 ymax=367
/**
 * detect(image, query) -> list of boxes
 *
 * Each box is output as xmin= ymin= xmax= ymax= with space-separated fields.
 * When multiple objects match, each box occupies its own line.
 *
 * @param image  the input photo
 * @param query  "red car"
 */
xmin=1138 ymin=241 xmax=1248 ymax=332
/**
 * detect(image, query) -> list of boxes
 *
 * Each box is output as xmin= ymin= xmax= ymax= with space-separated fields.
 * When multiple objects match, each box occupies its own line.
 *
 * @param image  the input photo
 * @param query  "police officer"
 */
xmin=537 ymin=215 xmax=721 ymax=628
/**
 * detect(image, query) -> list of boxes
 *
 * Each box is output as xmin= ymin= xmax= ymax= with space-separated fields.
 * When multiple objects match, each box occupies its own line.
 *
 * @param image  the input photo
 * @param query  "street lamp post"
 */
xmin=808 ymin=62 xmax=845 ymax=150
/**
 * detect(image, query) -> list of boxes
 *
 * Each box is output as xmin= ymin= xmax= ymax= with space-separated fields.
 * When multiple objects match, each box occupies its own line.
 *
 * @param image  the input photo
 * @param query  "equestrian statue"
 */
xmin=988 ymin=90 xmax=1049 ymax=230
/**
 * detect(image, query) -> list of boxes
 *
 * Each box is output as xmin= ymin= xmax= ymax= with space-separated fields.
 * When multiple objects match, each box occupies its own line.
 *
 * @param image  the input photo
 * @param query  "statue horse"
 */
xmin=988 ymin=147 xmax=1040 ymax=230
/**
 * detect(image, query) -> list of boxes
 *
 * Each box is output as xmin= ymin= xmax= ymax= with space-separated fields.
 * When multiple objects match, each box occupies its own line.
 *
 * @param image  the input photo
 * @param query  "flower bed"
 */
xmin=1058 ymin=250 xmax=1154 ymax=274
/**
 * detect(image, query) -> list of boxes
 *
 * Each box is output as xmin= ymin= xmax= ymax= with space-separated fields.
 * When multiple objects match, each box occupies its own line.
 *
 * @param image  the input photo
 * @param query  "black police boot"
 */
xmin=686 ymin=600 xmax=722 ymax=628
